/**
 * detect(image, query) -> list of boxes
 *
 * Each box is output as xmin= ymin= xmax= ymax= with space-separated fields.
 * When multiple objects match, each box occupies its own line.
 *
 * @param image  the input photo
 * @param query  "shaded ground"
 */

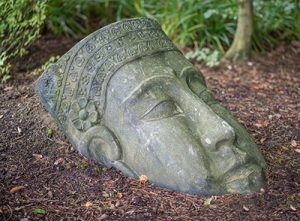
xmin=0 ymin=34 xmax=299 ymax=220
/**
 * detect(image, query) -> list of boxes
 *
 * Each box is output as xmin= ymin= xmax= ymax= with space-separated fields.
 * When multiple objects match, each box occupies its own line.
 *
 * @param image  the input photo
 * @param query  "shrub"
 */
xmin=45 ymin=0 xmax=115 ymax=38
xmin=113 ymin=0 xmax=300 ymax=65
xmin=110 ymin=0 xmax=238 ymax=51
xmin=0 ymin=0 xmax=46 ymax=81
xmin=2 ymin=0 xmax=300 ymax=79
xmin=253 ymin=0 xmax=300 ymax=51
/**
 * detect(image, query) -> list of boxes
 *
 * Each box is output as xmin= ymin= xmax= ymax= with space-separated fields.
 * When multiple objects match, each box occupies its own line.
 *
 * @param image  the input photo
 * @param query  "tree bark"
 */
xmin=223 ymin=0 xmax=253 ymax=64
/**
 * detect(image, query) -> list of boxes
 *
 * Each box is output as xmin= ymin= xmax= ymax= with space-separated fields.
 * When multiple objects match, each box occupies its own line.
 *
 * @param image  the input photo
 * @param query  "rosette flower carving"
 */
xmin=69 ymin=98 xmax=98 ymax=131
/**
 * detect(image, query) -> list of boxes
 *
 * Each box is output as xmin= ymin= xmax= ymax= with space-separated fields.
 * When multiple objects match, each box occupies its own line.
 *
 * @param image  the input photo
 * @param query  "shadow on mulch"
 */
xmin=0 ymin=34 xmax=299 ymax=221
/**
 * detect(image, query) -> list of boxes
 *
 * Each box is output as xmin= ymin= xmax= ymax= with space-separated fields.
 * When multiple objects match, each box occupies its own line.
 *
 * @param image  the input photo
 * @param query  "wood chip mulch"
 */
xmin=0 ymin=35 xmax=299 ymax=220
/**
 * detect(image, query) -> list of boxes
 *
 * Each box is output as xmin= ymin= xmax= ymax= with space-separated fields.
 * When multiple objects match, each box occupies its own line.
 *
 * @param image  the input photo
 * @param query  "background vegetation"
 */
xmin=0 ymin=0 xmax=46 ymax=81
xmin=1 ymin=0 xmax=299 ymax=80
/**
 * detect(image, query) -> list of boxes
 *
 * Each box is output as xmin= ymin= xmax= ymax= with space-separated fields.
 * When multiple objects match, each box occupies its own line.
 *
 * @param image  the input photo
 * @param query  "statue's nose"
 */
xmin=193 ymin=104 xmax=243 ymax=177
xmin=200 ymin=119 xmax=236 ymax=152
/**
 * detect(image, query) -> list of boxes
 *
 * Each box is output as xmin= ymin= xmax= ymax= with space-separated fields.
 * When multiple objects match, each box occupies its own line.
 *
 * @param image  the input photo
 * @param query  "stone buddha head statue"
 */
xmin=35 ymin=18 xmax=266 ymax=195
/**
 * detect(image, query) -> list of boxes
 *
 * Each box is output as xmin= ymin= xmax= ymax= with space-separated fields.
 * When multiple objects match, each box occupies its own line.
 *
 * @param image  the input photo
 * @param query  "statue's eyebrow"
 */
xmin=122 ymin=75 xmax=176 ymax=104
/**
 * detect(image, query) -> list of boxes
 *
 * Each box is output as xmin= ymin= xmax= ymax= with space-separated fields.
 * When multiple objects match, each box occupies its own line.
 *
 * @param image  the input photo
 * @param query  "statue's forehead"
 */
xmin=108 ymin=52 xmax=191 ymax=101
xmin=109 ymin=51 xmax=194 ymax=90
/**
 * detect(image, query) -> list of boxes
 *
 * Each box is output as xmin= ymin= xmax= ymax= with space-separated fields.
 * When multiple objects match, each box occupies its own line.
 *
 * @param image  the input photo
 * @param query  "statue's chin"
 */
xmin=223 ymin=163 xmax=265 ymax=194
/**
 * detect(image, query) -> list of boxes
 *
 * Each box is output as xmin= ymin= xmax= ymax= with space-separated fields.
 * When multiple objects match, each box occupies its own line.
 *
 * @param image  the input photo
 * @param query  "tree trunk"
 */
xmin=223 ymin=0 xmax=253 ymax=64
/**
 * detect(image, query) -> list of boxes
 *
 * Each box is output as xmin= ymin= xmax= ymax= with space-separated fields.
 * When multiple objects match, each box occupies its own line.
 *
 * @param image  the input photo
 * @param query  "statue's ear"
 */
xmin=78 ymin=126 xmax=121 ymax=168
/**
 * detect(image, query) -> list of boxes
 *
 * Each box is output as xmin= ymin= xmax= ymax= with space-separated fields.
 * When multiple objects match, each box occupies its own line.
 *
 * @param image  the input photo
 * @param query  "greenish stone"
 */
xmin=35 ymin=17 xmax=266 ymax=195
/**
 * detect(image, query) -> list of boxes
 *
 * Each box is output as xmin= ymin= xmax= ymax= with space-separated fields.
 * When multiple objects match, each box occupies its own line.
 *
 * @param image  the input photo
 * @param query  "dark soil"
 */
xmin=0 ymin=34 xmax=299 ymax=221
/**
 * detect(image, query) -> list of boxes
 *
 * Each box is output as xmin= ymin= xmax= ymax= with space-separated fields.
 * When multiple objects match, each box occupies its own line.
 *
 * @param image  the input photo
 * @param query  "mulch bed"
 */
xmin=0 ymin=34 xmax=299 ymax=220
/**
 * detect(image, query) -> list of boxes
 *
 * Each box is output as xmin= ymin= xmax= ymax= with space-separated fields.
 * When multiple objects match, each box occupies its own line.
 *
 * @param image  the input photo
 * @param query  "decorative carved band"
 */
xmin=39 ymin=18 xmax=180 ymax=128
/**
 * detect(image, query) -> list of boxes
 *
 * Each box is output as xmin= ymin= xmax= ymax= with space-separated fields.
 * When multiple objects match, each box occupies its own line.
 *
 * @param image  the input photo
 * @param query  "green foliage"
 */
xmin=46 ymin=127 xmax=53 ymax=138
xmin=79 ymin=160 xmax=88 ymax=169
xmin=0 ymin=0 xmax=46 ymax=81
xmin=111 ymin=0 xmax=238 ymax=51
xmin=186 ymin=48 xmax=220 ymax=67
xmin=1 ymin=0 xmax=299 ymax=78
xmin=106 ymin=0 xmax=300 ymax=65
xmin=110 ymin=0 xmax=236 ymax=66
xmin=45 ymin=0 xmax=113 ymax=38
xmin=253 ymin=0 xmax=300 ymax=51
xmin=32 ymin=208 xmax=47 ymax=214
xmin=203 ymin=196 xmax=214 ymax=205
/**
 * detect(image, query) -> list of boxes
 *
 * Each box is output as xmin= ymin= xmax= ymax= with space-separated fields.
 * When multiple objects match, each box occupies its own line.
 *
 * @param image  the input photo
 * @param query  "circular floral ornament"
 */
xmin=69 ymin=98 xmax=98 ymax=132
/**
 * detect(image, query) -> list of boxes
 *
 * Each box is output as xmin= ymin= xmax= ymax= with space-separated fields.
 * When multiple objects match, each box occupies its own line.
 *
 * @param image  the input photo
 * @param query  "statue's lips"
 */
xmin=221 ymin=162 xmax=264 ymax=192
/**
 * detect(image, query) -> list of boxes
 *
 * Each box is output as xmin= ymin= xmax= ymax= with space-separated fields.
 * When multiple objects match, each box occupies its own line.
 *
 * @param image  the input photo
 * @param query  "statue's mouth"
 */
xmin=222 ymin=162 xmax=264 ymax=193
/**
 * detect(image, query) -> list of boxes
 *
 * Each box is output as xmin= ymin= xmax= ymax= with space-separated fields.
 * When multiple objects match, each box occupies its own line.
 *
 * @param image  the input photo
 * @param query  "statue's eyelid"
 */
xmin=140 ymin=99 xmax=177 ymax=117
xmin=140 ymin=100 xmax=183 ymax=121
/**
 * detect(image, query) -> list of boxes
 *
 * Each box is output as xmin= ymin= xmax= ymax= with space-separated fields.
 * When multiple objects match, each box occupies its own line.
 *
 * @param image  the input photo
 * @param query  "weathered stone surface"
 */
xmin=35 ymin=18 xmax=266 ymax=195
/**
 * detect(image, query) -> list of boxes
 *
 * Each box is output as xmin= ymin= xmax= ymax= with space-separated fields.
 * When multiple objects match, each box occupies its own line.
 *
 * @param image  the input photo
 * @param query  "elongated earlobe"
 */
xmin=78 ymin=126 xmax=121 ymax=168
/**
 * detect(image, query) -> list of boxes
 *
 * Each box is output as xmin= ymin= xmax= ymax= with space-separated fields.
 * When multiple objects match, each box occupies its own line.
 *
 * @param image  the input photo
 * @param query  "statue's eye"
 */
xmin=141 ymin=100 xmax=183 ymax=121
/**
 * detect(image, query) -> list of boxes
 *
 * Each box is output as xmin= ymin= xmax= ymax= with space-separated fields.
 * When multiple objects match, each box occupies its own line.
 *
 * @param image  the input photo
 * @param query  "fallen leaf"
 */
xmin=69 ymin=190 xmax=76 ymax=195
xmin=0 ymin=115 xmax=3 ymax=119
xmin=17 ymin=127 xmax=22 ymax=134
xmin=281 ymin=146 xmax=289 ymax=151
xmin=115 ymin=201 xmax=122 ymax=207
xmin=260 ymin=138 xmax=266 ymax=143
xmin=280 ymin=109 xmax=289 ymax=113
xmin=48 ymin=191 xmax=53 ymax=198
xmin=243 ymin=205 xmax=249 ymax=211
xmin=32 ymin=208 xmax=47 ymax=214
xmin=125 ymin=209 xmax=135 ymax=215
xmin=100 ymin=214 xmax=108 ymax=220
xmin=102 ymin=191 xmax=109 ymax=198
xmin=66 ymin=163 xmax=72 ymax=169
xmin=262 ymin=120 xmax=269 ymax=127
xmin=254 ymin=123 xmax=263 ymax=128
xmin=295 ymin=149 xmax=300 ymax=154
xmin=54 ymin=158 xmax=64 ymax=165
xmin=32 ymin=154 xmax=43 ymax=159
xmin=203 ymin=197 xmax=213 ymax=205
xmin=233 ymin=77 xmax=240 ymax=82
xmin=291 ymin=140 xmax=297 ymax=147
xmin=84 ymin=202 xmax=93 ymax=207
xmin=139 ymin=175 xmax=148 ymax=183
xmin=116 ymin=192 xmax=123 ymax=199
xmin=290 ymin=205 xmax=297 ymax=211
xmin=4 ymin=86 xmax=13 ymax=91
xmin=10 ymin=186 xmax=25 ymax=193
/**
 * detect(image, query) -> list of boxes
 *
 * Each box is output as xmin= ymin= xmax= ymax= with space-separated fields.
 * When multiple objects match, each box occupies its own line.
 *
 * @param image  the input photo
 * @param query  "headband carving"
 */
xmin=36 ymin=18 xmax=179 ymax=130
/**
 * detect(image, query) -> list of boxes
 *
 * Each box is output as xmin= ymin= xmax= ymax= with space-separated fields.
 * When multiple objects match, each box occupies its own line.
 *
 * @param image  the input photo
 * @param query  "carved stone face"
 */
xmin=101 ymin=51 xmax=266 ymax=195
xmin=35 ymin=18 xmax=265 ymax=195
